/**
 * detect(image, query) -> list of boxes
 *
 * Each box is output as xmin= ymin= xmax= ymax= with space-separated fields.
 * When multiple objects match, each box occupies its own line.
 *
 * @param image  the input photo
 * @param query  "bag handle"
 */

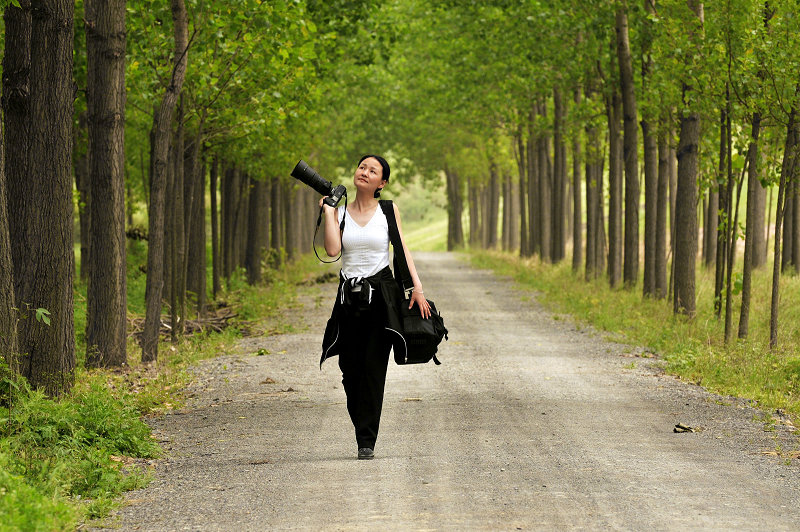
xmin=379 ymin=200 xmax=413 ymax=293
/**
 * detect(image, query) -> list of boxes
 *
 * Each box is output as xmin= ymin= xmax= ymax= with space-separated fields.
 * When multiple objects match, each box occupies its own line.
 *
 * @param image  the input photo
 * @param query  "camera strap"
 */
xmin=312 ymin=195 xmax=347 ymax=264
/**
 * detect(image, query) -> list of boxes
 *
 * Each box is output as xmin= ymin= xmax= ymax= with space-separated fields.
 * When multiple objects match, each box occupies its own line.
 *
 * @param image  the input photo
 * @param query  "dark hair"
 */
xmin=358 ymin=154 xmax=390 ymax=182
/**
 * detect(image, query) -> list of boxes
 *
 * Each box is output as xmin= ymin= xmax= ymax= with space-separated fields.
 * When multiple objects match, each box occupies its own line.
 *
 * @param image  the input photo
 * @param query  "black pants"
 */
xmin=338 ymin=293 xmax=392 ymax=450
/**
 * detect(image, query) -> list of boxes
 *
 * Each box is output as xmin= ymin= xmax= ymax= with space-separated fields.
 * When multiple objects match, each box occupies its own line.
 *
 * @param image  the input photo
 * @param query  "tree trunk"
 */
xmin=585 ymin=124 xmax=604 ymax=280
xmin=0 ymin=114 xmax=17 ymax=371
xmin=714 ymin=106 xmax=728 ymax=317
xmin=209 ymin=157 xmax=221 ymax=298
xmin=502 ymin=171 xmax=511 ymax=250
xmin=1 ymin=2 xmax=29 ymax=372
xmin=782 ymin=176 xmax=794 ymax=271
xmin=141 ymin=0 xmax=188 ymax=363
xmin=245 ymin=178 xmax=268 ymax=284
xmin=770 ymin=106 xmax=798 ymax=349
xmin=171 ymin=103 xmax=186 ymax=337
xmin=738 ymin=113 xmax=761 ymax=338
xmin=445 ymin=164 xmax=465 ymax=250
xmin=74 ymin=116 xmax=90 ymax=282
xmin=9 ymin=0 xmax=76 ymax=395
xmin=515 ymin=133 xmax=530 ymax=257
xmin=85 ymin=0 xmax=127 ymax=368
xmin=186 ymin=148 xmax=206 ymax=315
xmin=572 ymin=89 xmax=583 ymax=272
xmin=673 ymin=110 xmax=700 ymax=316
xmin=270 ymin=177 xmax=283 ymax=266
xmin=607 ymin=87 xmax=623 ymax=288
xmin=655 ymin=116 xmax=670 ymax=299
xmin=487 ymin=161 xmax=500 ymax=249
xmin=751 ymin=165 xmax=767 ymax=269
xmin=537 ymin=100 xmax=552 ymax=262
xmin=673 ymin=0 xmax=703 ymax=317
xmin=527 ymin=106 xmax=539 ymax=255
xmin=552 ymin=86 xmax=567 ymax=263
xmin=616 ymin=5 xmax=640 ymax=287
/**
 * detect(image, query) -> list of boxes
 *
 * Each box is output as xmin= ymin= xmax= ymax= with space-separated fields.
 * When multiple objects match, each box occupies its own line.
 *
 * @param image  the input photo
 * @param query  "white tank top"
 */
xmin=338 ymin=205 xmax=390 ymax=278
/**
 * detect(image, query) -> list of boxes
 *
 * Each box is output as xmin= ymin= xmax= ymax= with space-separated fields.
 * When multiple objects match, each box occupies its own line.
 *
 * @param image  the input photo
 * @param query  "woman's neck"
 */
xmin=350 ymin=191 xmax=378 ymax=212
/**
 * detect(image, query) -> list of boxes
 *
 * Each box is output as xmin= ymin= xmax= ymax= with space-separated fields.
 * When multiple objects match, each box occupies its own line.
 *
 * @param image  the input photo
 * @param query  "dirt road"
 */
xmin=100 ymin=252 xmax=799 ymax=531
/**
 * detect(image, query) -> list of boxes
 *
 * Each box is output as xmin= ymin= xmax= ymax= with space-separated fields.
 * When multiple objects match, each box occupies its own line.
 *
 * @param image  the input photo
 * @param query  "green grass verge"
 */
xmin=468 ymin=249 xmax=800 ymax=423
xmin=1 ymin=252 xmax=328 ymax=531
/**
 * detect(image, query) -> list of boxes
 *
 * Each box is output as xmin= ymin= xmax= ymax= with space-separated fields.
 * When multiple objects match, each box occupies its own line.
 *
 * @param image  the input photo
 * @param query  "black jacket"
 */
xmin=320 ymin=266 xmax=407 ymax=367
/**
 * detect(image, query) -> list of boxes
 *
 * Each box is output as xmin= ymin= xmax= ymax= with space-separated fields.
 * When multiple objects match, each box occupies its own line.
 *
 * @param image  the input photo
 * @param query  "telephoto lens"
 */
xmin=291 ymin=160 xmax=333 ymax=197
xmin=291 ymin=160 xmax=346 ymax=207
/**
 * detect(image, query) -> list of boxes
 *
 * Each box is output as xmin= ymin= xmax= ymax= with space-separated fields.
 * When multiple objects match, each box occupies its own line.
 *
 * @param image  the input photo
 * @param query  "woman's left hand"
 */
xmin=409 ymin=291 xmax=431 ymax=319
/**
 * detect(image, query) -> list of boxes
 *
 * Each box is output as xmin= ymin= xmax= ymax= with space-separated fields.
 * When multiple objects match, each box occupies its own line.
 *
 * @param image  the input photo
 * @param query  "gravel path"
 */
xmin=96 ymin=252 xmax=799 ymax=531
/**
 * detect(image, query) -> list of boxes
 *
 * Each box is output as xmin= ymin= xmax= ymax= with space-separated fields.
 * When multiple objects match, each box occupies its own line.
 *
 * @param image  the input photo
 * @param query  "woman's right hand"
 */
xmin=319 ymin=197 xmax=335 ymax=213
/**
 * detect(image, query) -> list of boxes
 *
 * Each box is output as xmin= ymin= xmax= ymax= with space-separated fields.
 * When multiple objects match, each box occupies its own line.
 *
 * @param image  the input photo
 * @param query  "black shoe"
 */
xmin=358 ymin=447 xmax=374 ymax=460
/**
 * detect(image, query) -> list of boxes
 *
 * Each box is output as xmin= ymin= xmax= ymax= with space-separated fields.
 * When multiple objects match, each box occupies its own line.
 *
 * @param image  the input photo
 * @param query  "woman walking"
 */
xmin=320 ymin=154 xmax=430 ymax=460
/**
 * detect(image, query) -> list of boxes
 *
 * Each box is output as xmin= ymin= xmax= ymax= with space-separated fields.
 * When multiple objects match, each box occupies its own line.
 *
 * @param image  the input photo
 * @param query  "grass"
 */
xmin=1 ymin=250 xmax=329 ymax=531
xmin=468 ymin=249 xmax=800 ymax=423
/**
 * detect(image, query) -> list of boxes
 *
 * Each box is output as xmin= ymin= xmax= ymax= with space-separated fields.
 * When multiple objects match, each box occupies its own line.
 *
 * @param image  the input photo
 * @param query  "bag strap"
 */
xmin=379 ymin=200 xmax=413 ymax=293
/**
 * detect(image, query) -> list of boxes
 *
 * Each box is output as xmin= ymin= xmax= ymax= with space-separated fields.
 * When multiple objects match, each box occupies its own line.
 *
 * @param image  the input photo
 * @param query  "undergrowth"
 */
xmin=0 ymin=252 xmax=328 ymax=531
xmin=469 ymin=249 xmax=800 ymax=423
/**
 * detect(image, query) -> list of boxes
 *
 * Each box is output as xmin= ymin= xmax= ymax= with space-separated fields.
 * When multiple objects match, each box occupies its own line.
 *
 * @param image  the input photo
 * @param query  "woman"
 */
xmin=319 ymin=154 xmax=430 ymax=460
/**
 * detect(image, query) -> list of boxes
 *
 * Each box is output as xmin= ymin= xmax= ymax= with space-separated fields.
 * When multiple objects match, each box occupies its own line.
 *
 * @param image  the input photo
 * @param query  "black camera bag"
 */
xmin=379 ymin=200 xmax=448 ymax=365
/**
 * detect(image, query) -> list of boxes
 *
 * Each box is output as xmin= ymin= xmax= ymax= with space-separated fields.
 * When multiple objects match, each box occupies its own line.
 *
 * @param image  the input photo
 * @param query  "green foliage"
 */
xmin=0 ymin=372 xmax=158 ymax=528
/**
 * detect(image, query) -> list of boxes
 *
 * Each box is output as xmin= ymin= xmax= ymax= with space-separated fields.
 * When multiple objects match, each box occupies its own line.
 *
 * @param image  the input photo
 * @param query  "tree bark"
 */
xmin=171 ymin=102 xmax=186 ymax=338
xmin=9 ymin=0 xmax=76 ymax=395
xmin=642 ymin=0 xmax=658 ymax=296
xmin=85 ymin=0 xmax=127 ymax=368
xmin=607 ymin=87 xmax=623 ymax=288
xmin=527 ymin=106 xmax=539 ymax=255
xmin=738 ymin=113 xmax=761 ymax=338
xmin=552 ymin=86 xmax=567 ymax=263
xmin=714 ymin=106 xmax=728 ymax=317
xmin=655 ymin=116 xmax=670 ymax=299
xmin=537 ymin=100 xmax=552 ymax=262
xmin=572 ymin=89 xmax=583 ymax=272
xmin=616 ymin=5 xmax=640 ymax=287
xmin=673 ymin=0 xmax=703 ymax=317
xmin=0 ymin=114 xmax=17 ymax=372
xmin=74 ymin=116 xmax=90 ymax=282
xmin=2 ymin=1 xmax=29 ymax=374
xmin=445 ymin=164 xmax=465 ymax=250
xmin=514 ymin=133 xmax=530 ymax=257
xmin=141 ymin=0 xmax=188 ymax=362
xmin=245 ymin=178 xmax=268 ymax=284
xmin=186 ymin=152 xmax=206 ymax=315
xmin=210 ymin=157 xmax=221 ymax=297
xmin=487 ymin=160 xmax=500 ymax=249
xmin=270 ymin=177 xmax=283 ymax=266
xmin=770 ymin=106 xmax=798 ymax=348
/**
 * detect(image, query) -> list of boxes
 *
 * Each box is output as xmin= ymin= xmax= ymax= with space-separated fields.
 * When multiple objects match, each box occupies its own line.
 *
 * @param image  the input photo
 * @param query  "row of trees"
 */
xmin=362 ymin=0 xmax=800 ymax=346
xmin=0 ymin=0 xmax=372 ymax=396
xmin=3 ymin=0 xmax=800 ymax=397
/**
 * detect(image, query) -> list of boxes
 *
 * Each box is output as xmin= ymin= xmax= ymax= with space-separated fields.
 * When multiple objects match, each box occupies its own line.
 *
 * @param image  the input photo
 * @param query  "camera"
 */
xmin=291 ymin=160 xmax=347 ymax=207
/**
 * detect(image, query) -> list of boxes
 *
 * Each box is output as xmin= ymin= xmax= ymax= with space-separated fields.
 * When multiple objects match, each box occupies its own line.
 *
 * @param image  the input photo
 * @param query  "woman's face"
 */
xmin=354 ymin=157 xmax=386 ymax=195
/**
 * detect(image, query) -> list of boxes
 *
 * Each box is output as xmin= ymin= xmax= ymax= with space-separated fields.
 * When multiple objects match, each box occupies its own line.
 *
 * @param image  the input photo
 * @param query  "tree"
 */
xmin=141 ymin=0 xmax=189 ymax=363
xmin=85 ymin=0 xmax=127 ymax=368
xmin=1 ymin=1 xmax=29 ymax=372
xmin=641 ymin=0 xmax=658 ymax=297
xmin=7 ymin=0 xmax=76 ymax=395
xmin=673 ymin=0 xmax=704 ymax=317
xmin=616 ymin=3 xmax=640 ymax=287
xmin=0 ymin=117 xmax=17 ymax=372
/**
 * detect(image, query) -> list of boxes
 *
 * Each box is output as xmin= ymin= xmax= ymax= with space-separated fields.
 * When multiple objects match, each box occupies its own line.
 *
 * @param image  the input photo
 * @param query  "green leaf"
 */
xmin=35 ymin=308 xmax=51 ymax=326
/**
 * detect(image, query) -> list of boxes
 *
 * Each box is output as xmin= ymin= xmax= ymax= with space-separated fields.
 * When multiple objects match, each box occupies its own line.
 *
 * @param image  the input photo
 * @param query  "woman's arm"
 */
xmin=393 ymin=203 xmax=431 ymax=319
xmin=321 ymin=201 xmax=342 ymax=257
